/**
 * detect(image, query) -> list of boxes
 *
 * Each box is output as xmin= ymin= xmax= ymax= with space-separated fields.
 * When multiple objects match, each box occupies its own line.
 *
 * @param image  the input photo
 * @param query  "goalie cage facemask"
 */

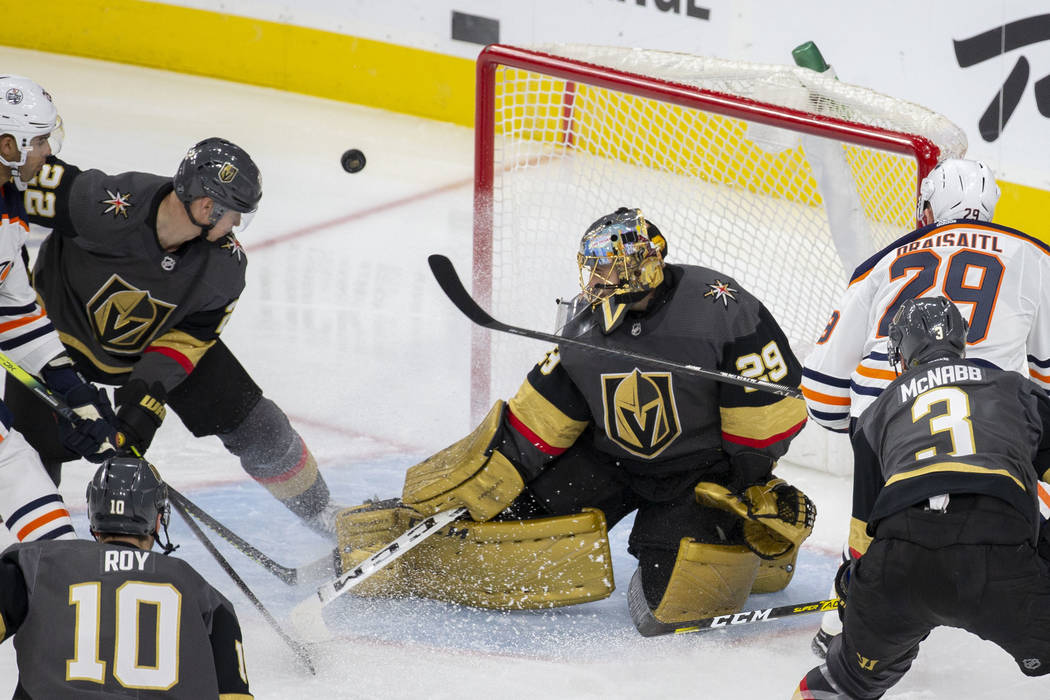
xmin=174 ymin=136 xmax=262 ymax=235
xmin=916 ymin=158 xmax=1000 ymax=226
xmin=887 ymin=296 xmax=968 ymax=373
xmin=577 ymin=207 xmax=667 ymax=334
xmin=0 ymin=75 xmax=64 ymax=190
xmin=86 ymin=457 xmax=178 ymax=554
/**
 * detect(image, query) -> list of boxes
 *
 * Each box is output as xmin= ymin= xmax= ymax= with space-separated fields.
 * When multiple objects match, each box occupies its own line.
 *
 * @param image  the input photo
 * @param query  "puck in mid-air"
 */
xmin=341 ymin=149 xmax=366 ymax=173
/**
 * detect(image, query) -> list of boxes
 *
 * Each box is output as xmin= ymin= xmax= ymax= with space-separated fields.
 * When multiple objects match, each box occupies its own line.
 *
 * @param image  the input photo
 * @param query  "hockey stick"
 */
xmin=0 ymin=349 xmax=81 ymax=423
xmin=170 ymin=496 xmax=316 ymax=674
xmin=0 ymin=350 xmax=317 ymax=669
xmin=628 ymin=568 xmax=840 ymax=637
xmin=290 ymin=506 xmax=467 ymax=643
xmin=427 ymin=255 xmax=803 ymax=399
xmin=166 ymin=486 xmax=337 ymax=586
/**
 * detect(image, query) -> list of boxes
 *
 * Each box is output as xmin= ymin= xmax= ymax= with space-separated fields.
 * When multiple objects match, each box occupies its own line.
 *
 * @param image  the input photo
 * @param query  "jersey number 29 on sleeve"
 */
xmin=877 ymin=250 xmax=1003 ymax=342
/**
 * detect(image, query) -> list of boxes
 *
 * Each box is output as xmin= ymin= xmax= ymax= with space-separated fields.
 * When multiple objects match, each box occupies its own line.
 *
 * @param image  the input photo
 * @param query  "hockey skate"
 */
xmin=303 ymin=502 xmax=345 ymax=539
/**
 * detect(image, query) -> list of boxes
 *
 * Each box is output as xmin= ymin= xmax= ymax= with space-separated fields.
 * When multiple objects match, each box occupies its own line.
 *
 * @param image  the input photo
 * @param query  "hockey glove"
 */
xmin=694 ymin=478 xmax=816 ymax=559
xmin=41 ymin=360 xmax=119 ymax=463
xmin=114 ymin=378 xmax=168 ymax=455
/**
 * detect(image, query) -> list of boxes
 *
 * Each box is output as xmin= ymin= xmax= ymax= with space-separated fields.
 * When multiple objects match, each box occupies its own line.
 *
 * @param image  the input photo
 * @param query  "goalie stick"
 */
xmin=427 ymin=254 xmax=802 ymax=399
xmin=627 ymin=568 xmax=840 ymax=637
xmin=290 ymin=506 xmax=467 ymax=642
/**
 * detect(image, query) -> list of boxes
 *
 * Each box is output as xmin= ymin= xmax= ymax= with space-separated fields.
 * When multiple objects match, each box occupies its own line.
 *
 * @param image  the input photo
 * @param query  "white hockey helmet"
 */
xmin=0 ymin=75 xmax=64 ymax=185
xmin=916 ymin=158 xmax=999 ymax=225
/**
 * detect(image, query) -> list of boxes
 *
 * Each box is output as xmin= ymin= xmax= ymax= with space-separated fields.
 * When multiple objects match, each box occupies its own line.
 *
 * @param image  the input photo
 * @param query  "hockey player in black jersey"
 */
xmin=332 ymin=207 xmax=814 ymax=630
xmin=0 ymin=457 xmax=253 ymax=699
xmin=795 ymin=297 xmax=1050 ymax=699
xmin=17 ymin=138 xmax=341 ymax=536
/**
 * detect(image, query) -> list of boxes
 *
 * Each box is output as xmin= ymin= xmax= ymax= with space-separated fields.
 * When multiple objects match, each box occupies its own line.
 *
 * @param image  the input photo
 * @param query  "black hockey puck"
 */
xmin=341 ymin=149 xmax=366 ymax=173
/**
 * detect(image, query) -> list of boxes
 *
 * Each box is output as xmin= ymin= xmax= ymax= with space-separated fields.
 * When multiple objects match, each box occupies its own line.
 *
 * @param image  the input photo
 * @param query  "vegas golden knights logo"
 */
xmin=87 ymin=274 xmax=177 ymax=354
xmin=601 ymin=369 xmax=681 ymax=458
xmin=218 ymin=162 xmax=238 ymax=183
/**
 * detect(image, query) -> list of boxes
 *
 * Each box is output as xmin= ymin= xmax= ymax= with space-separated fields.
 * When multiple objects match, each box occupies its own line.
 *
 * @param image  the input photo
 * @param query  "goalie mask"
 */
xmin=577 ymin=207 xmax=667 ymax=334
xmin=0 ymin=75 xmax=64 ymax=190
xmin=916 ymin=158 xmax=999 ymax=226
xmin=886 ymin=297 xmax=967 ymax=373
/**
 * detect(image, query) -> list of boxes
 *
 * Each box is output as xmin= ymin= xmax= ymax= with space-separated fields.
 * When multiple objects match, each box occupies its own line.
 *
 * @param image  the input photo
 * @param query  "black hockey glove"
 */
xmin=834 ymin=557 xmax=853 ymax=622
xmin=114 ymin=378 xmax=168 ymax=455
xmin=41 ymin=360 xmax=119 ymax=463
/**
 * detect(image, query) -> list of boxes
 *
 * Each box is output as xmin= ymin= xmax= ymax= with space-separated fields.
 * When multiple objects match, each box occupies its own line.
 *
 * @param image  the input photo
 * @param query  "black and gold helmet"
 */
xmin=887 ymin=297 xmax=968 ymax=372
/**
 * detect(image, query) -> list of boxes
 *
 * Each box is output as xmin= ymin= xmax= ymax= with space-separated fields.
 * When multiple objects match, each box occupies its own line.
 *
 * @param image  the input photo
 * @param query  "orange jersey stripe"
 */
xmin=854 ymin=364 xmax=896 ymax=381
xmin=17 ymin=508 xmax=70 ymax=541
xmin=0 ymin=308 xmax=47 ymax=334
xmin=800 ymin=385 xmax=851 ymax=406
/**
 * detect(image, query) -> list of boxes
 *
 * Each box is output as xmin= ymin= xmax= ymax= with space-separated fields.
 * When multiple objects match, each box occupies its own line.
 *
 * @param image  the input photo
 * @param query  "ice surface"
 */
xmin=0 ymin=46 xmax=1046 ymax=699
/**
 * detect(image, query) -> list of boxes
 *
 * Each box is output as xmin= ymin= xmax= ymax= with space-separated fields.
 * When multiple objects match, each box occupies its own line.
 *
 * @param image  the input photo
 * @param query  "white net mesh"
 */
xmin=475 ymin=44 xmax=967 ymax=418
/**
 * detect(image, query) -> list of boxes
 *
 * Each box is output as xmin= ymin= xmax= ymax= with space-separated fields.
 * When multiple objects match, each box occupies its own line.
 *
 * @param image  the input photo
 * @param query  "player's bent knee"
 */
xmin=651 ymin=539 xmax=760 ymax=623
xmin=336 ymin=503 xmax=614 ymax=608
xmin=751 ymin=547 xmax=800 ymax=593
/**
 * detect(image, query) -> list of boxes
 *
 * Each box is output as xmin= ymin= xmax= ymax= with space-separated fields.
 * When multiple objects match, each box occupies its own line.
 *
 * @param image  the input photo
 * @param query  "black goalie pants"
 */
xmin=503 ymin=429 xmax=742 ymax=607
xmin=826 ymin=495 xmax=1050 ymax=699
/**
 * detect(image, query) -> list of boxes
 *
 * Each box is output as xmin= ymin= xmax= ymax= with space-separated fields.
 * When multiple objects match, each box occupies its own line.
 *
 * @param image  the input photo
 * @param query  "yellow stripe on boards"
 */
xmin=3 ymin=0 xmax=475 ymax=126
xmin=997 ymin=180 xmax=1050 ymax=245
xmin=6 ymin=1 xmax=1050 ymax=233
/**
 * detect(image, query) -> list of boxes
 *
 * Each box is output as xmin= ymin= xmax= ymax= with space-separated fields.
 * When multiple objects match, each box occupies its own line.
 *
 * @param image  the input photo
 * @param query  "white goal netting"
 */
xmin=472 ymin=44 xmax=967 ymax=472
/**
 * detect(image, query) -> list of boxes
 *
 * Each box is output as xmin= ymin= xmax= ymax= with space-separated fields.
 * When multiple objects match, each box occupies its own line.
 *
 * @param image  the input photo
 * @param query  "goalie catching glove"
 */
xmin=694 ymin=477 xmax=816 ymax=559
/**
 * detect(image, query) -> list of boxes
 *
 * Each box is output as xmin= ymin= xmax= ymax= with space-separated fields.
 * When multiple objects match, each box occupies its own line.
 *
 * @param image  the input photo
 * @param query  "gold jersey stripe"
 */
xmin=720 ymin=396 xmax=807 ymax=443
xmin=508 ymin=379 xmax=589 ymax=450
xmin=848 ymin=517 xmax=873 ymax=556
xmin=149 ymin=330 xmax=215 ymax=368
xmin=58 ymin=331 xmax=132 ymax=376
xmin=884 ymin=460 xmax=1026 ymax=492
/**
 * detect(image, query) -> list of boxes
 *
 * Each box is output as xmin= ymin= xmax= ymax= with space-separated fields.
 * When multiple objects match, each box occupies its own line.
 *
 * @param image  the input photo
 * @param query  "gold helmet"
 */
xmin=576 ymin=207 xmax=667 ymax=334
xmin=578 ymin=207 xmax=666 ymax=304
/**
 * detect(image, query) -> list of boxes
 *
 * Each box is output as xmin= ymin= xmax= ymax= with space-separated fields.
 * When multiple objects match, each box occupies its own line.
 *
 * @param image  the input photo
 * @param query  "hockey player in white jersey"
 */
xmin=0 ymin=76 xmax=118 ymax=542
xmin=801 ymin=157 xmax=1050 ymax=656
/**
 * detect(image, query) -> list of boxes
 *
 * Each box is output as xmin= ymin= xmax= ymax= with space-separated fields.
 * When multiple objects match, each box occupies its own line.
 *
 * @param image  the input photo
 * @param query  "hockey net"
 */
xmin=471 ymin=44 xmax=967 ymax=473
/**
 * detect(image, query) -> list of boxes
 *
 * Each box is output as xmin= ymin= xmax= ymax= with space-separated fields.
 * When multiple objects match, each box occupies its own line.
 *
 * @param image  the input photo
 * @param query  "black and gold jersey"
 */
xmin=24 ymin=156 xmax=246 ymax=391
xmin=501 ymin=264 xmax=807 ymax=480
xmin=0 ymin=539 xmax=251 ymax=699
xmin=850 ymin=358 xmax=1050 ymax=553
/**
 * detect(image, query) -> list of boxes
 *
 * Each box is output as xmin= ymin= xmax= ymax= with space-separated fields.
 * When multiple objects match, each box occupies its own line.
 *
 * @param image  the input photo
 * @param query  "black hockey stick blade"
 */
xmin=428 ymin=254 xmax=802 ymax=399
xmin=627 ymin=568 xmax=839 ymax=637
xmin=168 ymin=487 xmax=336 ymax=586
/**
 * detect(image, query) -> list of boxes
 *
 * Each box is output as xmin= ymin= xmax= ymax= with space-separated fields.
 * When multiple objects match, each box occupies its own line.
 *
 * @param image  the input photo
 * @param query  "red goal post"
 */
xmin=471 ymin=44 xmax=966 ymax=471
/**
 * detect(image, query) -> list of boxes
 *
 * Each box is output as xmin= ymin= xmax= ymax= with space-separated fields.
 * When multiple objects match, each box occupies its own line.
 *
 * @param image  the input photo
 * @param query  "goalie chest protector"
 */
xmin=557 ymin=264 xmax=774 ymax=467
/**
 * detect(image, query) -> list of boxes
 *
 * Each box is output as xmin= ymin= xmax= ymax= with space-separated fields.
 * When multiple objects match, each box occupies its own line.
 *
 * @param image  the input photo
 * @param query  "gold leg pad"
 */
xmin=652 ymin=539 xmax=760 ymax=624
